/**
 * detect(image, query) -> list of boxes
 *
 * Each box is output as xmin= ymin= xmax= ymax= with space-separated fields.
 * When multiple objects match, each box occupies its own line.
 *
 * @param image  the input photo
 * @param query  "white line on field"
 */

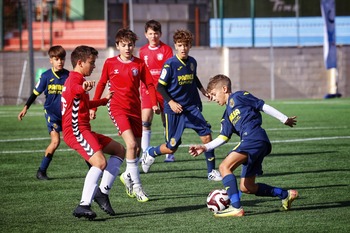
xmin=0 ymin=126 xmax=347 ymax=143
xmin=1 ymin=135 xmax=350 ymax=154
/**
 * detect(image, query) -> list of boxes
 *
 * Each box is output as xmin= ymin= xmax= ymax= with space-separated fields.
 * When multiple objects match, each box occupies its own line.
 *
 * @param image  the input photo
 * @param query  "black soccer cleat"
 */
xmin=94 ymin=188 xmax=116 ymax=216
xmin=36 ymin=168 xmax=49 ymax=180
xmin=73 ymin=205 xmax=97 ymax=220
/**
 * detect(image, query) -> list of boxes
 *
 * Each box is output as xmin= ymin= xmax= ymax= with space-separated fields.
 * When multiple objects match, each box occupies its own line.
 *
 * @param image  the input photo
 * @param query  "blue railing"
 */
xmin=210 ymin=16 xmax=350 ymax=47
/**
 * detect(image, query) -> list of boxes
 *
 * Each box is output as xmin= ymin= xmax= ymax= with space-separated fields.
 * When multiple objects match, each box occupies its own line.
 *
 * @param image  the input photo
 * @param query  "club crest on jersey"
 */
xmin=170 ymin=138 xmax=177 ymax=147
xmin=229 ymin=98 xmax=235 ymax=108
xmin=132 ymin=68 xmax=138 ymax=76
xmin=53 ymin=123 xmax=58 ymax=129
xmin=157 ymin=53 xmax=164 ymax=61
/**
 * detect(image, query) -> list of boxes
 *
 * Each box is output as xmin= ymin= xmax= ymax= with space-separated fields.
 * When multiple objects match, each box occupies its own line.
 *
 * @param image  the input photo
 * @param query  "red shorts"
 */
xmin=64 ymin=130 xmax=112 ymax=161
xmin=109 ymin=112 xmax=142 ymax=138
xmin=140 ymin=83 xmax=164 ymax=111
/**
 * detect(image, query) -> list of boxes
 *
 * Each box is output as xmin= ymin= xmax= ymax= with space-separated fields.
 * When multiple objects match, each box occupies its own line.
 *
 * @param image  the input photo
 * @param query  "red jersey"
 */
xmin=93 ymin=55 xmax=157 ymax=118
xmin=61 ymin=71 xmax=108 ymax=138
xmin=139 ymin=41 xmax=173 ymax=86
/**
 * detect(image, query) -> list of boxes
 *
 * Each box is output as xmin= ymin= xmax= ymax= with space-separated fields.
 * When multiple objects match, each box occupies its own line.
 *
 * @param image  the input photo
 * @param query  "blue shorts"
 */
xmin=164 ymin=108 xmax=212 ymax=150
xmin=233 ymin=139 xmax=271 ymax=178
xmin=44 ymin=110 xmax=62 ymax=134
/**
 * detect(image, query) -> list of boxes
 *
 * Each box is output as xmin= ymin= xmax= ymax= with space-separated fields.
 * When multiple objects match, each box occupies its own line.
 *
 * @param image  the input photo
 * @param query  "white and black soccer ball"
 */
xmin=206 ymin=189 xmax=230 ymax=213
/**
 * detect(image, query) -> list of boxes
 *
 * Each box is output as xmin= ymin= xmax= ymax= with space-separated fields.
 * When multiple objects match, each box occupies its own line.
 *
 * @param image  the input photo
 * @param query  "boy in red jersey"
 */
xmin=91 ymin=28 xmax=159 ymax=202
xmin=62 ymin=45 xmax=125 ymax=220
xmin=139 ymin=20 xmax=175 ymax=162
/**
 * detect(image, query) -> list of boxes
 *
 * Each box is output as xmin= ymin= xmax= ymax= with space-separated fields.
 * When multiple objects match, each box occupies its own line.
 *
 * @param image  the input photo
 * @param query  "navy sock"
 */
xmin=204 ymin=150 xmax=215 ymax=173
xmin=255 ymin=183 xmax=288 ymax=199
xmin=39 ymin=154 xmax=53 ymax=172
xmin=222 ymin=174 xmax=241 ymax=209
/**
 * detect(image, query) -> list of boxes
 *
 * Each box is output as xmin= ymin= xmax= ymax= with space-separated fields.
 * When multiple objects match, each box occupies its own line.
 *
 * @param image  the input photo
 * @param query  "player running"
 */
xmin=18 ymin=45 xmax=69 ymax=180
xmin=62 ymin=45 xmax=125 ymax=220
xmin=142 ymin=29 xmax=222 ymax=181
xmin=139 ymin=20 xmax=175 ymax=162
xmin=91 ymin=28 xmax=159 ymax=202
xmin=189 ymin=74 xmax=298 ymax=217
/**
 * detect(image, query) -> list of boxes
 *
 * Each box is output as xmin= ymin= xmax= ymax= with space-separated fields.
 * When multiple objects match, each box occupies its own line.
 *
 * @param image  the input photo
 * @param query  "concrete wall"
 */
xmin=1 ymin=45 xmax=349 ymax=105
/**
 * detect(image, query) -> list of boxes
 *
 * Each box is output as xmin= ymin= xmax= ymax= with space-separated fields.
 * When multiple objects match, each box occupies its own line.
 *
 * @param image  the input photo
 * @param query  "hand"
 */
xmin=169 ymin=100 xmax=183 ymax=114
xmin=18 ymin=106 xmax=28 ymax=121
xmin=284 ymin=116 xmax=297 ymax=127
xmin=89 ymin=109 xmax=96 ymax=120
xmin=82 ymin=80 xmax=95 ymax=91
xmin=105 ymin=91 xmax=114 ymax=100
xmin=188 ymin=145 xmax=207 ymax=157
xmin=201 ymin=89 xmax=210 ymax=99
xmin=152 ymin=105 xmax=161 ymax=115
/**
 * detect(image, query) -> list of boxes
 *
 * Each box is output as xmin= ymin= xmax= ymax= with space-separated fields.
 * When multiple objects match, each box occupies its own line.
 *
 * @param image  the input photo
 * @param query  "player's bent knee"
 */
xmin=240 ymin=183 xmax=255 ymax=194
xmin=165 ymin=144 xmax=178 ymax=153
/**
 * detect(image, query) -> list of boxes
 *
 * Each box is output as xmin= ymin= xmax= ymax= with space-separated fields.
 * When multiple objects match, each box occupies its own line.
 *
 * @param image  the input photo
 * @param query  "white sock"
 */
xmin=141 ymin=130 xmax=151 ymax=152
xmin=99 ymin=156 xmax=124 ymax=195
xmin=125 ymin=158 xmax=141 ymax=189
xmin=80 ymin=166 xmax=102 ymax=206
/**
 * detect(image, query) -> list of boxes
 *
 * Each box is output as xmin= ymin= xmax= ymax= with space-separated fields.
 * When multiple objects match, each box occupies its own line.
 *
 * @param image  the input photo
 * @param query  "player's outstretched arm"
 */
xmin=284 ymin=116 xmax=297 ymax=127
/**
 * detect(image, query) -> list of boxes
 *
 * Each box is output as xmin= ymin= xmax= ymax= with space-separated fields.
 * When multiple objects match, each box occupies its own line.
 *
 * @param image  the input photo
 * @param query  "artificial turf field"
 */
xmin=1 ymin=98 xmax=349 ymax=232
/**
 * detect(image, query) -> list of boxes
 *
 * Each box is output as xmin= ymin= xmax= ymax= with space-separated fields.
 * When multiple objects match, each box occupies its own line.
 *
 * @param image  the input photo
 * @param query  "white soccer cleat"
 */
xmin=141 ymin=148 xmax=155 ymax=173
xmin=120 ymin=172 xmax=135 ymax=198
xmin=208 ymin=169 xmax=223 ymax=181
xmin=133 ymin=186 xmax=149 ymax=202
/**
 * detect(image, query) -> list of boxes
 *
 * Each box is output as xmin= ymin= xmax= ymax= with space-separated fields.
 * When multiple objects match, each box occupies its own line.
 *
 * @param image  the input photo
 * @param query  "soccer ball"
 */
xmin=206 ymin=189 xmax=230 ymax=213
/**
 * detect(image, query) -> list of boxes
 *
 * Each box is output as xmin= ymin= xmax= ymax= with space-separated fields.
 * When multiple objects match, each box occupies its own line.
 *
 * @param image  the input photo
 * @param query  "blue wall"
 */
xmin=210 ymin=16 xmax=350 ymax=47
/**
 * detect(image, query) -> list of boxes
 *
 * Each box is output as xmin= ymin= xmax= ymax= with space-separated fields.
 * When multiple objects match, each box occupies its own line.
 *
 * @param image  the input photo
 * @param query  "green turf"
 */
xmin=1 ymin=98 xmax=350 ymax=232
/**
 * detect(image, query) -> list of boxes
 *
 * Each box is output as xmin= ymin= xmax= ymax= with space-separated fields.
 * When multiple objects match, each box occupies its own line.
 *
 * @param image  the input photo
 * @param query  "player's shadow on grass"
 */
xmin=145 ymin=167 xmax=209 ymax=175
xmin=149 ymin=192 xmax=208 ymax=201
xmin=269 ymin=151 xmax=334 ymax=157
xmin=116 ymin=204 xmax=206 ymax=219
xmin=261 ymin=168 xmax=350 ymax=177
xmin=245 ymin=200 xmax=350 ymax=216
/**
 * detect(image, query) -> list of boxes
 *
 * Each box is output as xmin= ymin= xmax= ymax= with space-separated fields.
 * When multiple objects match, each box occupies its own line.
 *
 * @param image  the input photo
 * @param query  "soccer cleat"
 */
xmin=207 ymin=169 xmax=223 ymax=181
xmin=133 ymin=186 xmax=149 ymax=202
xmin=164 ymin=154 xmax=175 ymax=162
xmin=214 ymin=206 xmax=245 ymax=217
xmin=94 ymin=188 xmax=116 ymax=216
xmin=141 ymin=148 xmax=155 ymax=173
xmin=73 ymin=205 xmax=97 ymax=220
xmin=120 ymin=172 xmax=135 ymax=198
xmin=281 ymin=189 xmax=299 ymax=211
xmin=36 ymin=168 xmax=49 ymax=180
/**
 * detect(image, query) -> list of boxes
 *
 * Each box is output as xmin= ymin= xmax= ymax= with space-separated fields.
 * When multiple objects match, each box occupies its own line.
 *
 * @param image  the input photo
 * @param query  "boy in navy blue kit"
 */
xmin=18 ymin=45 xmax=69 ymax=180
xmin=142 ymin=29 xmax=222 ymax=181
xmin=189 ymin=74 xmax=298 ymax=217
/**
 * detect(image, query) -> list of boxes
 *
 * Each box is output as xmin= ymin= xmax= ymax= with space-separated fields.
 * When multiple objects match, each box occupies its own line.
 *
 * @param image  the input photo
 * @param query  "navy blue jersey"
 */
xmin=34 ymin=68 xmax=69 ymax=120
xmin=219 ymin=91 xmax=269 ymax=142
xmin=158 ymin=55 xmax=202 ymax=114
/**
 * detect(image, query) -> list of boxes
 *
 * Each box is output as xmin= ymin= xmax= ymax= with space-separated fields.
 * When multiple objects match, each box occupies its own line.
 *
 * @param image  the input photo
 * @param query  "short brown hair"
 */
xmin=70 ymin=45 xmax=98 ymax=68
xmin=145 ymin=20 xmax=162 ymax=33
xmin=173 ymin=29 xmax=193 ymax=45
xmin=115 ymin=28 xmax=138 ymax=44
xmin=48 ymin=45 xmax=66 ymax=59
xmin=207 ymin=74 xmax=232 ymax=93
